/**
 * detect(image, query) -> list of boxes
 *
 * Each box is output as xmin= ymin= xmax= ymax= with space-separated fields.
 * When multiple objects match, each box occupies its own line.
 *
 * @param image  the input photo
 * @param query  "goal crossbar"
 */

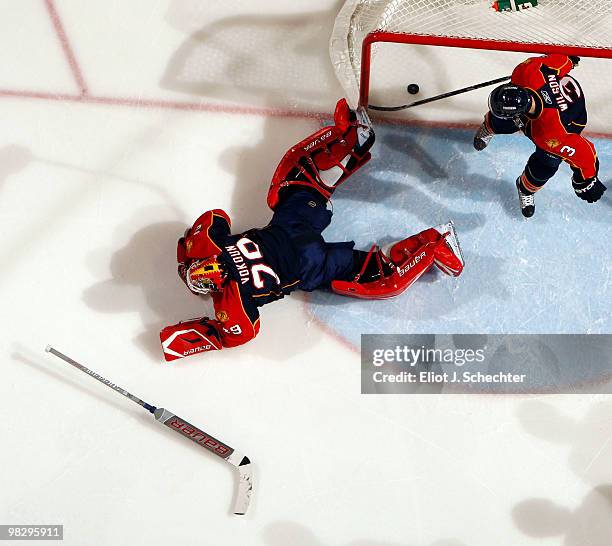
xmin=359 ymin=32 xmax=612 ymax=108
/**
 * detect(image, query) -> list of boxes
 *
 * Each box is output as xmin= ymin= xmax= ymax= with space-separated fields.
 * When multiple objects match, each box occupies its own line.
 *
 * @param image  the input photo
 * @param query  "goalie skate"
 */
xmin=431 ymin=221 xmax=464 ymax=277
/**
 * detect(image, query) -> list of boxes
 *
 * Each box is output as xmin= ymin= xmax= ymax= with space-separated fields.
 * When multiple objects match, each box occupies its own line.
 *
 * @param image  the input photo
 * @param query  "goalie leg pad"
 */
xmin=331 ymin=244 xmax=435 ymax=300
xmin=160 ymin=317 xmax=222 ymax=362
xmin=267 ymin=98 xmax=375 ymax=210
xmin=331 ymin=222 xmax=464 ymax=300
xmin=389 ymin=223 xmax=464 ymax=278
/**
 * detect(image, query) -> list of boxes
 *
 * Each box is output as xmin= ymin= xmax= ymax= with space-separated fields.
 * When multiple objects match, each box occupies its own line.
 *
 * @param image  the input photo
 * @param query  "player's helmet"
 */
xmin=186 ymin=257 xmax=226 ymax=295
xmin=489 ymin=84 xmax=532 ymax=119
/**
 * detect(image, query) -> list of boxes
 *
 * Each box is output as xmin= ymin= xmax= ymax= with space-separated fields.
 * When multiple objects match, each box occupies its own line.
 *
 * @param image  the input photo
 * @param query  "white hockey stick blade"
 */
xmin=154 ymin=408 xmax=253 ymax=515
xmin=227 ymin=451 xmax=253 ymax=516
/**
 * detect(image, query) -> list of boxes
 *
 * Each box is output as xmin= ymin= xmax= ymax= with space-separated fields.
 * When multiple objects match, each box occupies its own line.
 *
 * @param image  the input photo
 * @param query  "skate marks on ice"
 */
xmin=512 ymin=399 xmax=612 ymax=545
xmin=160 ymin=1 xmax=344 ymax=110
xmin=380 ymin=130 xmax=519 ymax=221
xmin=335 ymin=134 xmax=488 ymax=232
xmin=306 ymin=124 xmax=612 ymax=344
xmin=262 ymin=521 xmax=465 ymax=546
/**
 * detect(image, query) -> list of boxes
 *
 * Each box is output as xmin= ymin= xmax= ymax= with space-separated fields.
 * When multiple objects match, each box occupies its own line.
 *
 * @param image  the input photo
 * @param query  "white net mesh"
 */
xmin=331 ymin=0 xmax=612 ymax=108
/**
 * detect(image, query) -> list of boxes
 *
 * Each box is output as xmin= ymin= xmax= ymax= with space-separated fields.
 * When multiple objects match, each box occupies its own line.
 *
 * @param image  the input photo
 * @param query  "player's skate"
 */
xmin=331 ymin=223 xmax=464 ymax=299
xmin=516 ymin=178 xmax=535 ymax=218
xmin=473 ymin=116 xmax=495 ymax=151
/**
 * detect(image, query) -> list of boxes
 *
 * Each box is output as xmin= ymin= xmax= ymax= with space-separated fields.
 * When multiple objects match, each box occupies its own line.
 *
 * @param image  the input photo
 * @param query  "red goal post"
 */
xmin=330 ymin=0 xmax=612 ymax=111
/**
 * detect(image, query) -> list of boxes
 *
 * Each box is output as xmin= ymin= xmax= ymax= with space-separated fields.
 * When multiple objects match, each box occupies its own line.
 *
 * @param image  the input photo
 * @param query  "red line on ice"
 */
xmin=16 ymin=0 xmax=611 ymax=139
xmin=44 ymin=0 xmax=89 ymax=96
xmin=0 ymin=88 xmax=331 ymax=119
xmin=2 ymin=87 xmax=611 ymax=139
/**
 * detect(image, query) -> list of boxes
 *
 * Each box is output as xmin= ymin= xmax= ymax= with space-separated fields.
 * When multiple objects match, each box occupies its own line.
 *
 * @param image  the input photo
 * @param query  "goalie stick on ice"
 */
xmin=44 ymin=345 xmax=253 ymax=515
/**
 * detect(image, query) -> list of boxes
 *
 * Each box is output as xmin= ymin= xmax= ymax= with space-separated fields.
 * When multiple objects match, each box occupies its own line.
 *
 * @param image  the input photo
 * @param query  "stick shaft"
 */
xmin=406 ymin=75 xmax=511 ymax=108
xmin=369 ymin=75 xmax=511 ymax=112
xmin=45 ymin=345 xmax=156 ymax=413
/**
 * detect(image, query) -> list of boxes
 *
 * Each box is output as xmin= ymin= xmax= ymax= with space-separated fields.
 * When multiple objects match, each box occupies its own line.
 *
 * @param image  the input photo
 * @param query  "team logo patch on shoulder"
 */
xmin=186 ymin=239 xmax=193 ymax=253
xmin=216 ymin=310 xmax=229 ymax=322
xmin=546 ymin=139 xmax=561 ymax=149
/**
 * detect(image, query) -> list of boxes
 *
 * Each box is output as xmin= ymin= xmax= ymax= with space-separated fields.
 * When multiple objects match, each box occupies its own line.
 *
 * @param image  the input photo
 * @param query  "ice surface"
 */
xmin=1 ymin=1 xmax=611 ymax=545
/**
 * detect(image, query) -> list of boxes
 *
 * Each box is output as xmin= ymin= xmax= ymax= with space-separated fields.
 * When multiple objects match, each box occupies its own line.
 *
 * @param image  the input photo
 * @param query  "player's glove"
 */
xmin=569 ymin=55 xmax=581 ymax=67
xmin=160 ymin=317 xmax=222 ymax=362
xmin=572 ymin=176 xmax=606 ymax=203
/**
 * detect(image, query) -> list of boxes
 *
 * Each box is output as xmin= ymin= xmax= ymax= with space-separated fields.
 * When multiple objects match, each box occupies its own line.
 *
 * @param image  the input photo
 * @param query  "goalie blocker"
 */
xmin=160 ymin=319 xmax=222 ymax=362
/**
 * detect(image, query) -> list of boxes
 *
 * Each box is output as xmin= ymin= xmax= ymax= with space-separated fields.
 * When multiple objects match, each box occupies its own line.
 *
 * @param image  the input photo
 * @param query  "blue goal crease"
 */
xmin=305 ymin=124 xmax=612 ymax=347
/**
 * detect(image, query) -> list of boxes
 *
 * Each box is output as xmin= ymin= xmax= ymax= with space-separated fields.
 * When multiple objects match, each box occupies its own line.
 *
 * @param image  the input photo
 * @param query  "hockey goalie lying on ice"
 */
xmin=159 ymin=99 xmax=464 ymax=362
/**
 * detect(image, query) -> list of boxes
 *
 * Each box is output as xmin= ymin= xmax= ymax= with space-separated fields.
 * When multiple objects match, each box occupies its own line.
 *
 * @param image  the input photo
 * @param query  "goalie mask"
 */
xmin=489 ymin=84 xmax=531 ymax=119
xmin=186 ymin=257 xmax=226 ymax=295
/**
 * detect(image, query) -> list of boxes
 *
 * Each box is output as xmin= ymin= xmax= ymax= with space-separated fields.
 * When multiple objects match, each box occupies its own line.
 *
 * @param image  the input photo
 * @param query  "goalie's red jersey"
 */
xmin=511 ymin=54 xmax=598 ymax=180
xmin=180 ymin=208 xmax=303 ymax=348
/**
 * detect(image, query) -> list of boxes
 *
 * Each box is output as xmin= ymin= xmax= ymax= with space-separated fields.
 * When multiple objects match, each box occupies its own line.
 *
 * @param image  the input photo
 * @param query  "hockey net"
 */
xmin=330 ymin=0 xmax=612 ymax=130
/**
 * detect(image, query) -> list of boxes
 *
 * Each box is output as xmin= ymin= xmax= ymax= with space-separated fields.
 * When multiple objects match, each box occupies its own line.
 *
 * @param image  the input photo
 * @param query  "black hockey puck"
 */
xmin=407 ymin=83 xmax=420 ymax=95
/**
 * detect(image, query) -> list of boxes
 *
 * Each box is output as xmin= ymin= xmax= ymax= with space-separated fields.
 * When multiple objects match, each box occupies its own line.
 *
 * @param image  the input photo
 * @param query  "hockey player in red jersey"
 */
xmin=159 ymin=99 xmax=464 ymax=362
xmin=473 ymin=54 xmax=606 ymax=217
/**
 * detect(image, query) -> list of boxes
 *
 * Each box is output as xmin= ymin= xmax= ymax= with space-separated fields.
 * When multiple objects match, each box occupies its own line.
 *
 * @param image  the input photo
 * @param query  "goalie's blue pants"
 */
xmin=270 ymin=190 xmax=355 ymax=291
